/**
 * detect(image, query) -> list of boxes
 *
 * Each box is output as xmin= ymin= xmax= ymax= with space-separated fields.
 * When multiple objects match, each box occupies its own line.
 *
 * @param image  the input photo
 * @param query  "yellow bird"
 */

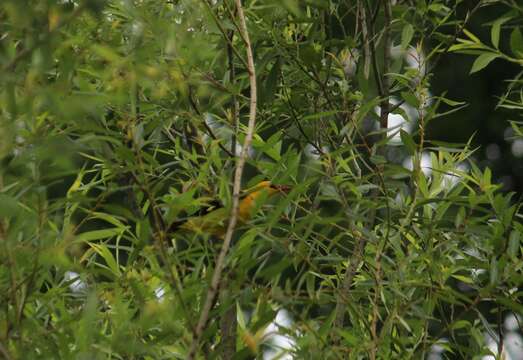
xmin=170 ymin=181 xmax=290 ymax=238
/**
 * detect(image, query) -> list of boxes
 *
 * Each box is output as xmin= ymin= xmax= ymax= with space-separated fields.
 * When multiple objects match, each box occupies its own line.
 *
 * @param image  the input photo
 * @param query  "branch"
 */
xmin=0 ymin=341 xmax=13 ymax=360
xmin=333 ymin=232 xmax=366 ymax=329
xmin=201 ymin=0 xmax=249 ymax=71
xmin=219 ymin=287 xmax=237 ymax=358
xmin=370 ymin=2 xmax=392 ymax=356
xmin=379 ymin=0 xmax=392 ymax=129
xmin=359 ymin=0 xmax=371 ymax=79
xmin=227 ymin=26 xmax=240 ymax=158
xmin=187 ymin=85 xmax=235 ymax=158
xmin=186 ymin=0 xmax=257 ymax=357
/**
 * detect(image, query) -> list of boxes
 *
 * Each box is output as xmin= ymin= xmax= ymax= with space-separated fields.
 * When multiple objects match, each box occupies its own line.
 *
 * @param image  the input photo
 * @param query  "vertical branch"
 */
xmin=0 ymin=341 xmax=13 ymax=360
xmin=219 ymin=12 xmax=240 ymax=357
xmin=369 ymin=251 xmax=382 ymax=360
xmin=0 ymin=220 xmax=17 ymax=341
xmin=186 ymin=0 xmax=257 ymax=357
xmin=497 ymin=304 xmax=504 ymax=359
xmin=334 ymin=232 xmax=366 ymax=329
xmin=228 ymin=27 xmax=239 ymax=157
xmin=219 ymin=287 xmax=237 ymax=358
xmin=359 ymin=0 xmax=371 ymax=79
xmin=379 ymin=0 xmax=392 ymax=129
xmin=370 ymin=1 xmax=392 ymax=357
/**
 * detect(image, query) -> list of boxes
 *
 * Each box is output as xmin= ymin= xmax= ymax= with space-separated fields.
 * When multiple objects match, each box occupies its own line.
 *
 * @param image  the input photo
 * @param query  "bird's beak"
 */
xmin=274 ymin=184 xmax=291 ymax=193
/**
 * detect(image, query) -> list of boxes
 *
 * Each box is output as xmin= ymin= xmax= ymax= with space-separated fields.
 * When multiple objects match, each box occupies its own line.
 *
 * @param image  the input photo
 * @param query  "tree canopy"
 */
xmin=1 ymin=0 xmax=523 ymax=359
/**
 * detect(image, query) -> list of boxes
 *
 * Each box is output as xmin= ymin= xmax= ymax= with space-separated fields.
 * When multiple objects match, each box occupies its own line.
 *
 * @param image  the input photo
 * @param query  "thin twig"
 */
xmin=0 ymin=341 xmax=13 ymax=360
xmin=186 ymin=0 xmax=257 ymax=357
xmin=201 ymin=0 xmax=249 ymax=71
xmin=369 ymin=2 xmax=392 ymax=357
xmin=280 ymin=73 xmax=324 ymax=156
xmin=227 ymin=25 xmax=240 ymax=158
xmin=333 ymin=232 xmax=366 ymax=329
xmin=187 ymin=86 xmax=235 ymax=157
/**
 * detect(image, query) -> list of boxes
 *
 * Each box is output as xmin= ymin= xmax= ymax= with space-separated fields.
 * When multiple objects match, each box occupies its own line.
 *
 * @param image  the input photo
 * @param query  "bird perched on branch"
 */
xmin=168 ymin=181 xmax=291 ymax=238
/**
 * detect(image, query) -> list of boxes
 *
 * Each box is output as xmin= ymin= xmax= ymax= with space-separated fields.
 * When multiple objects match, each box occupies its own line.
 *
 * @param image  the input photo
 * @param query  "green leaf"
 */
xmin=89 ymin=211 xmax=127 ymax=229
xmin=401 ymin=91 xmax=420 ymax=108
xmin=438 ymin=97 xmax=466 ymax=107
xmin=401 ymin=24 xmax=414 ymax=50
xmin=451 ymin=320 xmax=471 ymax=330
xmin=303 ymin=110 xmax=340 ymax=121
xmin=489 ymin=258 xmax=498 ymax=286
xmin=76 ymin=228 xmax=123 ymax=242
xmin=91 ymin=44 xmax=122 ymax=63
xmin=428 ymin=4 xmax=448 ymax=12
xmin=508 ymin=230 xmax=520 ymax=258
xmin=88 ymin=242 xmax=121 ymax=277
xmin=318 ymin=310 xmax=336 ymax=339
xmin=337 ymin=329 xmax=359 ymax=346
xmin=264 ymin=131 xmax=282 ymax=161
xmin=469 ymin=53 xmax=499 ymax=74
xmin=370 ymin=155 xmax=386 ymax=165
xmin=451 ymin=274 xmax=473 ymax=284
xmin=463 ymin=29 xmax=482 ymax=44
xmin=400 ymin=130 xmax=416 ymax=155
xmin=260 ymin=58 xmax=280 ymax=106
xmin=282 ymin=0 xmax=302 ymax=17
xmin=0 ymin=194 xmax=21 ymax=217
xmin=236 ymin=302 xmax=246 ymax=329
xmin=491 ymin=17 xmax=511 ymax=49
xmin=510 ymin=27 xmax=523 ymax=57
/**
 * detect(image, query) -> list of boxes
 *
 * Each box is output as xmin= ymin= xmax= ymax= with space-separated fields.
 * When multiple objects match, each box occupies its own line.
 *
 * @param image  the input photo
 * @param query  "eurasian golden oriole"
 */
xmin=169 ymin=181 xmax=290 ymax=238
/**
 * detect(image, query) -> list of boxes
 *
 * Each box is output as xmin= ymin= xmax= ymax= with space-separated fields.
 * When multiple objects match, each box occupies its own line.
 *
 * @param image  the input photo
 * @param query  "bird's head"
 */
xmin=248 ymin=180 xmax=291 ymax=196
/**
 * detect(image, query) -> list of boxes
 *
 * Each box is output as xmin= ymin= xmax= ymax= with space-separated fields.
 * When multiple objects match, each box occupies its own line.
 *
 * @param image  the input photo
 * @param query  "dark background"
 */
xmin=430 ymin=3 xmax=523 ymax=195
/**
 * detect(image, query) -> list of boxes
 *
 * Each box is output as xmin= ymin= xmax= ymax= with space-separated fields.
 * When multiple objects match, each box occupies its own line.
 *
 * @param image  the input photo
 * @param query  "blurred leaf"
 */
xmin=510 ymin=27 xmax=523 ymax=57
xmin=489 ymin=258 xmax=499 ymax=286
xmin=401 ymin=24 xmax=414 ymax=50
xmin=400 ymin=130 xmax=416 ymax=155
xmin=260 ymin=58 xmax=280 ymax=106
xmin=401 ymin=91 xmax=419 ymax=108
xmin=0 ymin=193 xmax=20 ymax=218
xmin=507 ymin=230 xmax=520 ymax=258
xmin=303 ymin=110 xmax=340 ymax=121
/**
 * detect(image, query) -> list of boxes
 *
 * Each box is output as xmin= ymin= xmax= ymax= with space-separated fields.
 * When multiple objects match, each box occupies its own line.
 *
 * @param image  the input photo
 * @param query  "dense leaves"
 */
xmin=1 ymin=0 xmax=522 ymax=359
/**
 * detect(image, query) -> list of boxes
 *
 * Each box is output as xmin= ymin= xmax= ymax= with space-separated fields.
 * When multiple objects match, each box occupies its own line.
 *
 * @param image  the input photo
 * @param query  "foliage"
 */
xmin=0 ymin=0 xmax=522 ymax=359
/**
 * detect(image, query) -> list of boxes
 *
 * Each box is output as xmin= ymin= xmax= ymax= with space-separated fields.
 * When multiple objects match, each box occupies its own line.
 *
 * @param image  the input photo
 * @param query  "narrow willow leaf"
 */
xmin=400 ymin=130 xmax=416 ymax=155
xmin=510 ymin=27 xmax=523 ymax=57
xmin=470 ymin=53 xmax=499 ymax=74
xmin=401 ymin=24 xmax=414 ymax=50
xmin=491 ymin=17 xmax=511 ymax=48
